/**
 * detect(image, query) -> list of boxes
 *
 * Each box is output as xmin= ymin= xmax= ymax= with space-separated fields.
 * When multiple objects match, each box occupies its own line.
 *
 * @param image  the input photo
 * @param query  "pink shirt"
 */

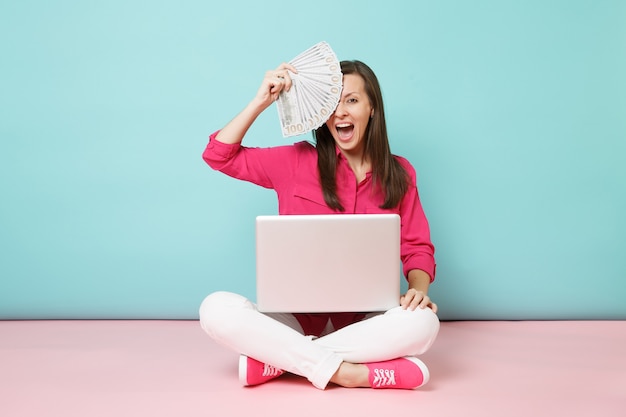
xmin=203 ymin=131 xmax=436 ymax=334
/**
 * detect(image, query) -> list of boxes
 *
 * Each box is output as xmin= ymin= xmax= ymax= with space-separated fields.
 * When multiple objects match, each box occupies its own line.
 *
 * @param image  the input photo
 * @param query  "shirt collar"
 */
xmin=334 ymin=145 xmax=373 ymax=180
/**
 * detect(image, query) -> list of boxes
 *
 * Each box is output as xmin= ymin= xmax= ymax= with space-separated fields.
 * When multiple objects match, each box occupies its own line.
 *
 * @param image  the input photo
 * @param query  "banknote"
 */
xmin=276 ymin=41 xmax=342 ymax=138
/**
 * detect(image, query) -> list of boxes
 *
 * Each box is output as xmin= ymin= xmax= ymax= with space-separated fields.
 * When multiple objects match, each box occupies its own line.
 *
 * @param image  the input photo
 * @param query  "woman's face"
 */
xmin=326 ymin=74 xmax=373 ymax=157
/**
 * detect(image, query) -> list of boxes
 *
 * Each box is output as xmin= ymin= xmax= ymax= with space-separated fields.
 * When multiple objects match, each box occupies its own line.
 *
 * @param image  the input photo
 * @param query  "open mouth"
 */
xmin=336 ymin=123 xmax=354 ymax=141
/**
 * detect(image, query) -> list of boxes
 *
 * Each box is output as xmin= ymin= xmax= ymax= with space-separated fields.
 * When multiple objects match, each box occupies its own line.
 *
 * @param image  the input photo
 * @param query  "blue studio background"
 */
xmin=1 ymin=0 xmax=625 ymax=320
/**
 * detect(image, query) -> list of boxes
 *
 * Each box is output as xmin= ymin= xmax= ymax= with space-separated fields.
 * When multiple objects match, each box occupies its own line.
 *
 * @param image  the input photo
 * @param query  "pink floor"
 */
xmin=1 ymin=320 xmax=624 ymax=417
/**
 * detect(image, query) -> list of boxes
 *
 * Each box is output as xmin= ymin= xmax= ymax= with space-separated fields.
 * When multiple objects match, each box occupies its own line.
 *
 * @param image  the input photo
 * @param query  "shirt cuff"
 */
xmin=403 ymin=258 xmax=436 ymax=282
xmin=205 ymin=130 xmax=241 ymax=160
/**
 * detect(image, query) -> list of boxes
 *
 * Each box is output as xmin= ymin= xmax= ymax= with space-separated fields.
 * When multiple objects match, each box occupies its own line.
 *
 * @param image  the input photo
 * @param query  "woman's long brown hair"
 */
xmin=313 ymin=60 xmax=409 ymax=211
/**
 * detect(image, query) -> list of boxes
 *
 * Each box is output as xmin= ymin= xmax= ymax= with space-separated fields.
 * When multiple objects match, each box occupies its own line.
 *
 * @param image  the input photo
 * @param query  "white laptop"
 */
xmin=255 ymin=214 xmax=401 ymax=313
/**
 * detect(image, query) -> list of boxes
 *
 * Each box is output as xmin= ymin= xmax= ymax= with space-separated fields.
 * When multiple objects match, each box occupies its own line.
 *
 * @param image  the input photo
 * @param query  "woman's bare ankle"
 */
xmin=330 ymin=362 xmax=370 ymax=388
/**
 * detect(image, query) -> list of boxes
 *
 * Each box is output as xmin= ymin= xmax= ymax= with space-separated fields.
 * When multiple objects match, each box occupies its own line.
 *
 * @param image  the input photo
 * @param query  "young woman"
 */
xmin=199 ymin=60 xmax=439 ymax=390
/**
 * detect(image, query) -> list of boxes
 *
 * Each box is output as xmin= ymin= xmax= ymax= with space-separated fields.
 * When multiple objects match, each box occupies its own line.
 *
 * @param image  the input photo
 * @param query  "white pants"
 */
xmin=199 ymin=291 xmax=440 ymax=389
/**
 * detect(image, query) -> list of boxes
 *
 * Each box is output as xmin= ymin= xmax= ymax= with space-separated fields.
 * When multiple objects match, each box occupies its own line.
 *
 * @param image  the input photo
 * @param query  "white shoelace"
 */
xmin=372 ymin=368 xmax=396 ymax=387
xmin=262 ymin=363 xmax=282 ymax=377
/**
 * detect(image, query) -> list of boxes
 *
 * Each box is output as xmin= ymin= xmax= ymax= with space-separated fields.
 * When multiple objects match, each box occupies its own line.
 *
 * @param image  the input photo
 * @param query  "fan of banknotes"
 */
xmin=276 ymin=41 xmax=343 ymax=138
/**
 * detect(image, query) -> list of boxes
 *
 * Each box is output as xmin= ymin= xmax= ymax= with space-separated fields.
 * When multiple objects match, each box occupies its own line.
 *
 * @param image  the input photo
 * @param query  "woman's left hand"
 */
xmin=400 ymin=289 xmax=438 ymax=313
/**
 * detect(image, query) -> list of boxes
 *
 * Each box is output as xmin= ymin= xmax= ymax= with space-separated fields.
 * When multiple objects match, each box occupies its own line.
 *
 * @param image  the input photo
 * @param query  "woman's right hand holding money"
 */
xmin=215 ymin=63 xmax=298 ymax=145
xmin=253 ymin=63 xmax=298 ymax=110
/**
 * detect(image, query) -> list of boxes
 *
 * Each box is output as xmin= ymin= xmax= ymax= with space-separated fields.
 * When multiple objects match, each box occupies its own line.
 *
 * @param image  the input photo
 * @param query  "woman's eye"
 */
xmin=347 ymin=98 xmax=357 ymax=103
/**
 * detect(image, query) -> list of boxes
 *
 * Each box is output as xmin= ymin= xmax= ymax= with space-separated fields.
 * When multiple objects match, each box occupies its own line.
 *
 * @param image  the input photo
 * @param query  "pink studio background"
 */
xmin=2 ymin=320 xmax=624 ymax=417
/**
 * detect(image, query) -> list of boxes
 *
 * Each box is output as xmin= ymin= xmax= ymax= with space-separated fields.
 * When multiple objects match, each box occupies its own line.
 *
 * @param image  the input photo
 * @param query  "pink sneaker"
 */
xmin=239 ymin=355 xmax=284 ymax=386
xmin=365 ymin=357 xmax=430 ymax=389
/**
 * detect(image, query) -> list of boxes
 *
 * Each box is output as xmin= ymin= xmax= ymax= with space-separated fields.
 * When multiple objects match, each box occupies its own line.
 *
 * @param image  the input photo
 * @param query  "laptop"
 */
xmin=255 ymin=214 xmax=401 ymax=313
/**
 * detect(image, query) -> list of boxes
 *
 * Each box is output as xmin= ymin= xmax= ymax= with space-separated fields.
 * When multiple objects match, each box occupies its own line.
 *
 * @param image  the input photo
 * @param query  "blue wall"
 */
xmin=1 ymin=0 xmax=625 ymax=320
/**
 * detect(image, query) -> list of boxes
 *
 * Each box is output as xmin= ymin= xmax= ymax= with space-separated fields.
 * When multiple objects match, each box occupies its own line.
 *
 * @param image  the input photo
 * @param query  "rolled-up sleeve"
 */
xmin=202 ymin=131 xmax=302 ymax=191
xmin=202 ymin=131 xmax=243 ymax=170
xmin=397 ymin=160 xmax=436 ymax=282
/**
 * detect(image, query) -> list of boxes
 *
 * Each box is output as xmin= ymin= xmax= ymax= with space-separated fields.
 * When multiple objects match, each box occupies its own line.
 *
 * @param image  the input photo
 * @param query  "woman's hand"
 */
xmin=254 ymin=63 xmax=298 ymax=109
xmin=400 ymin=288 xmax=438 ymax=313
xmin=215 ymin=63 xmax=299 ymax=145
